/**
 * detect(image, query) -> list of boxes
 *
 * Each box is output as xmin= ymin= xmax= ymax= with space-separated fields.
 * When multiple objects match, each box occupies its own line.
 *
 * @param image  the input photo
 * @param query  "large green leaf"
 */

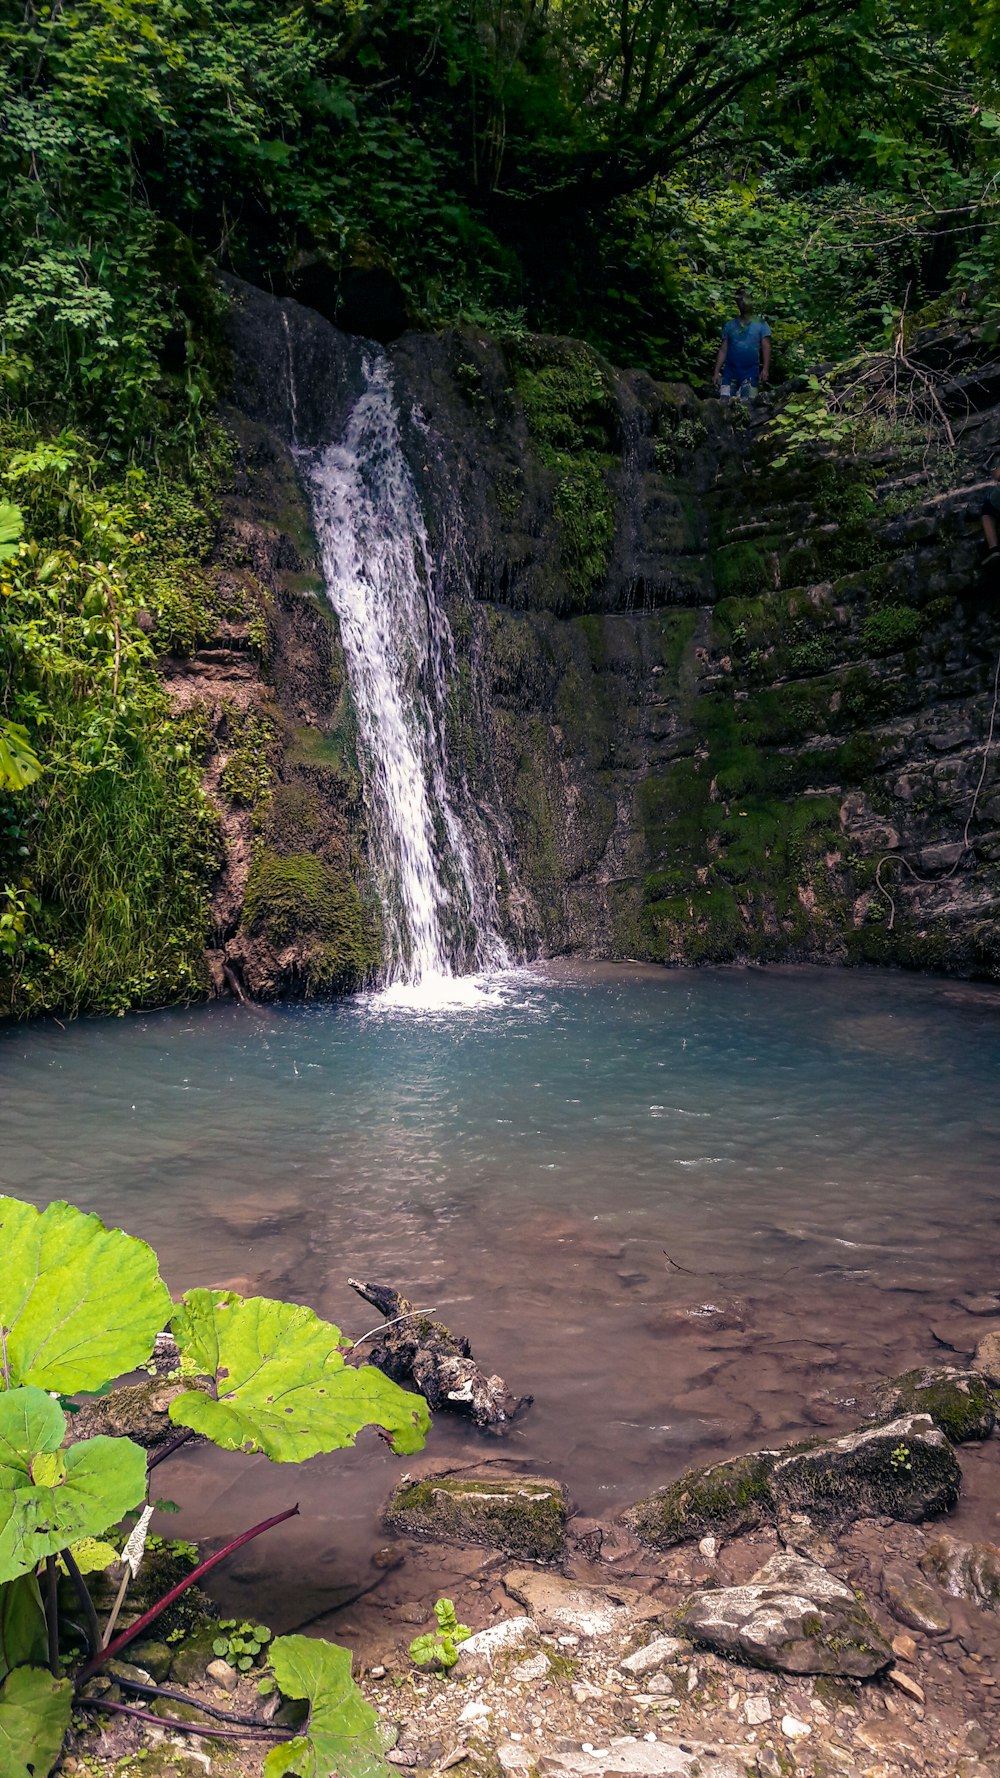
xmin=0 ymin=1387 xmax=147 ymax=1584
xmin=0 ymin=1577 xmax=46 ymax=1684
xmin=0 ymin=503 xmax=22 ymax=564
xmin=0 ymin=1196 xmax=172 ymax=1393
xmin=263 ymin=1635 xmax=390 ymax=1778
xmin=0 ymin=723 xmax=42 ymax=793
xmin=0 ymin=1665 xmax=72 ymax=1778
xmin=169 ymin=1291 xmax=430 ymax=1461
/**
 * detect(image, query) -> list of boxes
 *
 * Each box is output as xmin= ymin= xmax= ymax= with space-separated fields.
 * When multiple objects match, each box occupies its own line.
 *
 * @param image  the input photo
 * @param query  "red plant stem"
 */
xmin=78 ymin=1504 xmax=299 ymax=1681
xmin=79 ymin=1697 xmax=289 ymax=1741
xmin=147 ymin=1428 xmax=196 ymax=1472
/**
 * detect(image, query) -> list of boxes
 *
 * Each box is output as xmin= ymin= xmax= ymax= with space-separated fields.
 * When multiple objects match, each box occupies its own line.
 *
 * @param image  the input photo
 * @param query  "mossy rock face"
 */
xmin=243 ymin=848 xmax=379 ymax=991
xmin=384 ymin=1471 xmax=568 ymax=1561
xmin=623 ymin=1451 xmax=778 ymax=1549
xmin=772 ymin=1413 xmax=961 ymax=1527
xmin=874 ymin=1367 xmax=996 ymax=1444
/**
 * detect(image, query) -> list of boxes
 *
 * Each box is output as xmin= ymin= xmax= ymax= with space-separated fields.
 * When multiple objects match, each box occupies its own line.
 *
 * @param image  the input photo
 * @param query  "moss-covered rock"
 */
xmin=623 ymin=1451 xmax=777 ymax=1549
xmin=384 ymin=1471 xmax=568 ymax=1561
xmin=874 ymin=1366 xmax=996 ymax=1443
xmin=772 ymin=1413 xmax=961 ymax=1526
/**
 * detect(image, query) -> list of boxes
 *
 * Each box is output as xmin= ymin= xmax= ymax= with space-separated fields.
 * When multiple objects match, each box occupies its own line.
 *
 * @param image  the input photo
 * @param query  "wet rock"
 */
xmin=457 ymin=1617 xmax=538 ymax=1674
xmin=873 ymin=1366 xmax=996 ymax=1442
xmin=383 ymin=1470 xmax=567 ymax=1560
xmin=349 ymin=1279 xmax=530 ymax=1429
xmin=169 ymin=1623 xmax=225 ymax=1687
xmin=504 ymin=1569 xmax=662 ymax=1639
xmin=65 ymin=1376 xmax=203 ymax=1449
xmin=623 ymin=1451 xmax=777 ymax=1549
xmin=952 ymin=1293 xmax=1000 ymax=1317
xmin=973 ymin=1329 xmax=1000 ymax=1385
xmin=771 ymin=1414 xmax=960 ymax=1526
xmin=677 ymin=1551 xmax=892 ymax=1677
xmin=922 ymin=1533 xmax=1000 ymax=1613
xmin=881 ymin=1560 xmax=951 ymax=1635
xmin=128 ymin=1640 xmax=173 ymax=1684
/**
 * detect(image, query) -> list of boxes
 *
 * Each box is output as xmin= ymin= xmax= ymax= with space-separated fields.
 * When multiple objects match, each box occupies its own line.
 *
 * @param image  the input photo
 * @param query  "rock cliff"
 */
xmin=181 ymin=278 xmax=1000 ymax=992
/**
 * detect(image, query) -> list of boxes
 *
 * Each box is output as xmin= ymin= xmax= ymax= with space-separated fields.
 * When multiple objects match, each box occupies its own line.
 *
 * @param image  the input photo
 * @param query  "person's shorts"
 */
xmin=719 ymin=373 xmax=759 ymax=402
xmin=983 ymin=485 xmax=1000 ymax=519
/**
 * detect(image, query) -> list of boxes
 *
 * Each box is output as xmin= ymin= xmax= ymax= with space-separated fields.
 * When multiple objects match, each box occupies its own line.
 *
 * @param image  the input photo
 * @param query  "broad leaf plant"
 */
xmin=0 ymin=1193 xmax=430 ymax=1776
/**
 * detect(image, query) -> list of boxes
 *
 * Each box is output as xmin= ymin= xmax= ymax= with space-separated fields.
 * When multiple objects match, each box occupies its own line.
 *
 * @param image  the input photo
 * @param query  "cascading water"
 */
xmin=294 ymin=346 xmax=511 ymax=993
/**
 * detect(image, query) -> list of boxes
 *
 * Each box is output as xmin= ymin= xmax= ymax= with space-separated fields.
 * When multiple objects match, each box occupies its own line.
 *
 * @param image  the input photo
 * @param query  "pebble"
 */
xmin=620 ymin=1637 xmax=686 ymax=1676
xmin=891 ymin=1633 xmax=917 ymax=1664
xmin=458 ymin=1701 xmax=493 ymax=1725
xmin=888 ymin=1667 xmax=925 ymax=1705
xmin=699 ymin=1535 xmax=718 ymax=1559
xmin=205 ymin=1658 xmax=237 ymax=1693
xmin=645 ymin=1674 xmax=674 ymax=1696
xmin=513 ymin=1654 xmax=551 ymax=1683
xmin=369 ymin=1664 xmax=386 ymax=1679
xmin=745 ymin=1695 xmax=772 ymax=1725
xmin=781 ymin=1714 xmax=811 ymax=1738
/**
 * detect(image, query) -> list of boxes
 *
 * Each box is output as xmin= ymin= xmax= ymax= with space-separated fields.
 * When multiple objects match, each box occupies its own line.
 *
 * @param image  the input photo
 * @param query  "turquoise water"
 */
xmin=2 ymin=962 xmax=999 ymax=1628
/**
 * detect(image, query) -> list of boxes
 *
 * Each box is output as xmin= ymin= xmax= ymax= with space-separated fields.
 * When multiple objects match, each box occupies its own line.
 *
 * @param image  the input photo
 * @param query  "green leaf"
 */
xmin=0 ymin=1666 xmax=72 ymax=1778
xmin=0 ymin=1576 xmax=47 ymax=1683
xmin=58 ymin=1536 xmax=120 ymax=1576
xmin=434 ymin=1598 xmax=458 ymax=1634
xmin=0 ymin=1196 xmax=172 ymax=1393
xmin=168 ymin=1291 xmax=430 ymax=1461
xmin=0 ymin=503 xmax=22 ymax=564
xmin=0 ymin=1387 xmax=147 ymax=1584
xmin=213 ymin=1638 xmax=228 ymax=1658
xmin=408 ymin=1632 xmax=437 ymax=1667
xmin=263 ymin=1635 xmax=390 ymax=1778
xmin=0 ymin=724 xmax=42 ymax=793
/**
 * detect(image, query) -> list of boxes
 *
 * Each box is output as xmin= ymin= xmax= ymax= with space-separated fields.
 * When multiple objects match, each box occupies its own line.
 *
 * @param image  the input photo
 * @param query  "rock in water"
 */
xmin=623 ymin=1451 xmax=777 ymax=1549
xmin=678 ymin=1551 xmax=892 ymax=1676
xmin=348 ymin=1279 xmax=530 ymax=1430
xmin=973 ymin=1329 xmax=1000 ymax=1386
xmin=771 ymin=1414 xmax=960 ymax=1525
xmin=922 ymin=1533 xmax=1000 ymax=1613
xmin=881 ymin=1560 xmax=951 ymax=1635
xmin=384 ymin=1470 xmax=567 ymax=1560
xmin=873 ymin=1367 xmax=996 ymax=1442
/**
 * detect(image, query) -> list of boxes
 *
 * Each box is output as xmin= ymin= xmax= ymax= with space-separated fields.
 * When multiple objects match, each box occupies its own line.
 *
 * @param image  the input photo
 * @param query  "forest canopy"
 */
xmin=1 ymin=0 xmax=998 ymax=447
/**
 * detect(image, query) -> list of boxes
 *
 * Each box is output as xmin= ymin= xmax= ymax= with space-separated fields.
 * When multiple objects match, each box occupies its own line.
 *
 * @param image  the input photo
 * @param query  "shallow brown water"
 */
xmin=2 ymin=962 xmax=999 ymax=1637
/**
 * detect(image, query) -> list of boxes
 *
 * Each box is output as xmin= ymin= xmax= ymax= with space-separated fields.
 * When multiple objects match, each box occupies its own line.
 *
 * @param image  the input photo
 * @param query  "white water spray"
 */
xmin=298 ymin=349 xmax=510 ymax=992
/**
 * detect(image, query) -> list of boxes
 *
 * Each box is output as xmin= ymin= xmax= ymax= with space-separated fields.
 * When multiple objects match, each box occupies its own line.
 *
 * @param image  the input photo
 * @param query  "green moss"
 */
xmin=660 ymin=609 xmax=698 ymax=678
xmin=218 ymin=706 xmax=275 ymax=812
xmin=625 ymin=1452 xmax=777 ymax=1549
xmin=712 ymin=539 xmax=771 ymax=597
xmin=879 ymin=1369 xmax=997 ymax=1444
xmin=860 ymin=604 xmax=924 ymax=655
xmin=243 ymin=849 xmax=378 ymax=991
xmin=512 ymin=338 xmax=618 ymax=608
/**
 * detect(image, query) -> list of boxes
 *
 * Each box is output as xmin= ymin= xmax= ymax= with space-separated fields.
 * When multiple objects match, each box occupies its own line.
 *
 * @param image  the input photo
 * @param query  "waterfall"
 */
xmin=297 ymin=349 xmax=510 ymax=990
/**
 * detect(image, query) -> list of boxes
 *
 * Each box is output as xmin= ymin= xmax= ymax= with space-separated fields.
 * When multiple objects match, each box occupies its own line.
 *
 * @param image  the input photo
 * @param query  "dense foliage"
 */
xmin=0 ymin=1192 xmax=429 ymax=1777
xmin=0 ymin=0 xmax=997 ymax=432
xmin=1 ymin=0 xmax=997 ymax=1018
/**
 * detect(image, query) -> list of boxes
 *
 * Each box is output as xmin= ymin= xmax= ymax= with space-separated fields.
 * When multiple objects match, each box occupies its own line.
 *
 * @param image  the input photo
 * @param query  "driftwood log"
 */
xmin=348 ymin=1280 xmax=531 ymax=1432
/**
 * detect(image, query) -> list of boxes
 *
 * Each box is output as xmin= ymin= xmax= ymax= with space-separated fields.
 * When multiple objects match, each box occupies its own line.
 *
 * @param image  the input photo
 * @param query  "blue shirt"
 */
xmin=722 ymin=317 xmax=771 ymax=380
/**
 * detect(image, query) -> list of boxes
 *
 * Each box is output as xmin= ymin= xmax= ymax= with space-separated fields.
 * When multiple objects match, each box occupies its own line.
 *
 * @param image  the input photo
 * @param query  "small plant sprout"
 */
xmin=890 ymin=1443 xmax=912 ymax=1472
xmin=409 ymin=1598 xmax=472 ymax=1672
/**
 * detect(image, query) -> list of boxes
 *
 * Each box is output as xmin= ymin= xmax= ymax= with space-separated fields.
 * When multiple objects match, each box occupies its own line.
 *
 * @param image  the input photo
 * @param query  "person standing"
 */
xmin=713 ymin=289 xmax=772 ymax=401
